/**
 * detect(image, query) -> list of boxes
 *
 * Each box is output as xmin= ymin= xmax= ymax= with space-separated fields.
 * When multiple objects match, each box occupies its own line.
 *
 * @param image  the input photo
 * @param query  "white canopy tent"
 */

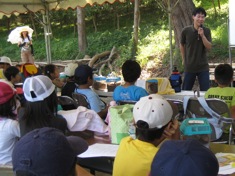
xmin=0 ymin=0 xmax=125 ymax=63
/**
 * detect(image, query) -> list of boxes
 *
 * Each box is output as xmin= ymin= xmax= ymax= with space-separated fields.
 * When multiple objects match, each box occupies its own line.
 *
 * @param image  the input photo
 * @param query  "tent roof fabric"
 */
xmin=0 ymin=0 xmax=126 ymax=15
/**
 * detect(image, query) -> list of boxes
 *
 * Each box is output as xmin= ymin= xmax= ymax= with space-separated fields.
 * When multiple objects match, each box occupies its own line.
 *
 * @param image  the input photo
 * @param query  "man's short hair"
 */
xmin=192 ymin=7 xmax=207 ymax=17
xmin=215 ymin=64 xmax=233 ymax=86
xmin=122 ymin=60 xmax=141 ymax=83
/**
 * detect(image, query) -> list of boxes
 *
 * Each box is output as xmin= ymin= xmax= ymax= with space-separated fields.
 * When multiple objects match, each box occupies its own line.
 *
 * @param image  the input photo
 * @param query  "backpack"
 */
xmin=20 ymin=63 xmax=38 ymax=81
xmin=169 ymin=73 xmax=182 ymax=92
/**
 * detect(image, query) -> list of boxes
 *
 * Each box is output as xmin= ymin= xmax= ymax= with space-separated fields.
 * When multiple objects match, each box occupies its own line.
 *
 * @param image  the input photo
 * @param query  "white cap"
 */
xmin=23 ymin=75 xmax=55 ymax=102
xmin=0 ymin=56 xmax=12 ymax=66
xmin=64 ymin=63 xmax=78 ymax=77
xmin=133 ymin=94 xmax=173 ymax=129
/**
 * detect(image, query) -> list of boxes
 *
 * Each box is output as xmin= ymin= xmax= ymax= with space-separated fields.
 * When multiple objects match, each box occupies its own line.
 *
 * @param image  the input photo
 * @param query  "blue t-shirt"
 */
xmin=113 ymin=85 xmax=148 ymax=102
xmin=74 ymin=88 xmax=105 ymax=113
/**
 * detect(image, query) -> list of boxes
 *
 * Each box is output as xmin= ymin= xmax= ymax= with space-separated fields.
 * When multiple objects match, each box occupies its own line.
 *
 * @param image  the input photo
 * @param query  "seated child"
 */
xmin=205 ymin=64 xmax=235 ymax=138
xmin=205 ymin=64 xmax=235 ymax=118
xmin=112 ymin=94 xmax=180 ymax=176
xmin=74 ymin=64 xmax=108 ymax=119
xmin=61 ymin=63 xmax=78 ymax=98
xmin=20 ymin=63 xmax=38 ymax=79
xmin=19 ymin=75 xmax=67 ymax=136
xmin=4 ymin=66 xmax=22 ymax=86
xmin=150 ymin=140 xmax=219 ymax=176
xmin=113 ymin=60 xmax=148 ymax=103
xmin=4 ymin=66 xmax=24 ymax=106
xmin=44 ymin=64 xmax=64 ymax=88
xmin=0 ymin=80 xmax=20 ymax=166
xmin=12 ymin=127 xmax=92 ymax=176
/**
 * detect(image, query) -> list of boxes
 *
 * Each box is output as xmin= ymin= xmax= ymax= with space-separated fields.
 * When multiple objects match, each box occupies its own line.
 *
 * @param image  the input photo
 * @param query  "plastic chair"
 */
xmin=72 ymin=93 xmax=91 ymax=109
xmin=118 ymin=100 xmax=137 ymax=105
xmin=166 ymin=98 xmax=184 ymax=122
xmin=183 ymin=97 xmax=235 ymax=144
xmin=57 ymin=95 xmax=77 ymax=110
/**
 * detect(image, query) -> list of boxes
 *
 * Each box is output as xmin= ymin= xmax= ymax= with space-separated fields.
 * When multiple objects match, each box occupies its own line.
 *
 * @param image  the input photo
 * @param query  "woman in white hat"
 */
xmin=18 ymin=29 xmax=34 ymax=63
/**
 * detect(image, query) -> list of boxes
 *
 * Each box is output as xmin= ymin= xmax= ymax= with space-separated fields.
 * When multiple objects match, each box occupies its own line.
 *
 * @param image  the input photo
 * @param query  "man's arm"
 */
xmin=199 ymin=27 xmax=212 ymax=50
xmin=201 ymin=35 xmax=212 ymax=50
xmin=180 ymin=43 xmax=185 ymax=65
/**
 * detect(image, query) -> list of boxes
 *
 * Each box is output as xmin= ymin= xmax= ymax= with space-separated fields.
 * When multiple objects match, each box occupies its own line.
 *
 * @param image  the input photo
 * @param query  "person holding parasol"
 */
xmin=18 ymin=27 xmax=34 ymax=63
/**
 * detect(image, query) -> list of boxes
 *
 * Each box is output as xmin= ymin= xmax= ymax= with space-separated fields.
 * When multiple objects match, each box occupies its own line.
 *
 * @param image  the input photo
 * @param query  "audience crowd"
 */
xmin=0 ymin=54 xmax=231 ymax=176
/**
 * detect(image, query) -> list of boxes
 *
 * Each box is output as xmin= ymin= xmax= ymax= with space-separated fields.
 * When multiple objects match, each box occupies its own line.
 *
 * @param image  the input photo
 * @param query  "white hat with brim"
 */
xmin=0 ymin=56 xmax=12 ymax=66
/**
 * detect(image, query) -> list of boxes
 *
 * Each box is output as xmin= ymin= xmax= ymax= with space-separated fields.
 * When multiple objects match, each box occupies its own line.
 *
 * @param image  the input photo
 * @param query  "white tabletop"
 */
xmin=162 ymin=91 xmax=206 ymax=100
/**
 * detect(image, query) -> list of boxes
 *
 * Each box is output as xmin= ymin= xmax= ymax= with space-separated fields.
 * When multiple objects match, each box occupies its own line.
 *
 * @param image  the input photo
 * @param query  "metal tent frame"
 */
xmin=0 ymin=0 xmax=125 ymax=63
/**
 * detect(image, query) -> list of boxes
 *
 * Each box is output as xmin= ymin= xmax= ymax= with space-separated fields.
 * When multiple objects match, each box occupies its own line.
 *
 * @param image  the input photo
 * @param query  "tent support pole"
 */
xmin=43 ymin=9 xmax=51 ymax=63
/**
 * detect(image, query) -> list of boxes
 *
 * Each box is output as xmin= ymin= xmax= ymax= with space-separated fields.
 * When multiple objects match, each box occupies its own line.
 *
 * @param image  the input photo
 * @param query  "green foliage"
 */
xmin=86 ymin=28 xmax=133 ymax=56
xmin=193 ymin=0 xmax=228 ymax=9
xmin=137 ymin=29 xmax=169 ymax=67
xmin=0 ymin=0 xmax=230 ymax=71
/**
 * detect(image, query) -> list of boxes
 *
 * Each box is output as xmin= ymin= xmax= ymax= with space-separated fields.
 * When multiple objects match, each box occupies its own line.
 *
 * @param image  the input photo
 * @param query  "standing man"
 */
xmin=180 ymin=7 xmax=212 ymax=91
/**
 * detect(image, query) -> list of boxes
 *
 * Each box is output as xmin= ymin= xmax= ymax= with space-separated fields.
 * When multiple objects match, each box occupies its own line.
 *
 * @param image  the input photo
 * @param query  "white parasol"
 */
xmin=7 ymin=26 xmax=34 ymax=44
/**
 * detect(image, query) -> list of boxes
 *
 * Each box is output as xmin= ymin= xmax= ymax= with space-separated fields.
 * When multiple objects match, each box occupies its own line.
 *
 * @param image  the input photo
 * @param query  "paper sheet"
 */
xmin=78 ymin=143 xmax=119 ymax=158
xmin=216 ymin=153 xmax=235 ymax=175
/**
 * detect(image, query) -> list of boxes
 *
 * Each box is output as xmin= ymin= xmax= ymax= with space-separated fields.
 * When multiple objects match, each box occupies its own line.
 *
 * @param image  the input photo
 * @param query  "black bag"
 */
xmin=169 ymin=66 xmax=182 ymax=92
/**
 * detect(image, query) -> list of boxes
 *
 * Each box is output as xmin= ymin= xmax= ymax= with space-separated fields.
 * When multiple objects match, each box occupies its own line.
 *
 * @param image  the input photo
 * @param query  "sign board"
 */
xmin=229 ymin=0 xmax=235 ymax=46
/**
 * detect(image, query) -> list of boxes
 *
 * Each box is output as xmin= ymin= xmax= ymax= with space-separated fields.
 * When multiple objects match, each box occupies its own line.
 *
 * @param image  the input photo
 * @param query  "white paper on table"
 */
xmin=78 ymin=143 xmax=119 ymax=158
xmin=135 ymin=79 xmax=146 ymax=89
xmin=215 ymin=153 xmax=235 ymax=175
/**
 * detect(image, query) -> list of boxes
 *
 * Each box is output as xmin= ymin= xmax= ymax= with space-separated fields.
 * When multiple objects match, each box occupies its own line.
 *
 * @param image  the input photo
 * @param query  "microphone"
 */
xmin=198 ymin=24 xmax=203 ymax=40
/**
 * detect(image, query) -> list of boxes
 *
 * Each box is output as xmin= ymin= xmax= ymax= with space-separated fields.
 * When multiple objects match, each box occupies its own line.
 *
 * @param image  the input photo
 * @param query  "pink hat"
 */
xmin=0 ymin=81 xmax=16 ymax=104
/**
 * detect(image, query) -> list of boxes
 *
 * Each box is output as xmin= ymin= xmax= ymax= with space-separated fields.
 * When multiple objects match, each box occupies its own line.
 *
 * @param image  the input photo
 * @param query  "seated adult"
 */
xmin=61 ymin=62 xmax=78 ymax=98
xmin=150 ymin=140 xmax=219 ymax=176
xmin=113 ymin=60 xmax=148 ymax=103
xmin=113 ymin=94 xmax=180 ymax=176
xmin=74 ymin=64 xmax=108 ymax=119
xmin=12 ymin=127 xmax=92 ymax=176
xmin=19 ymin=75 xmax=67 ymax=136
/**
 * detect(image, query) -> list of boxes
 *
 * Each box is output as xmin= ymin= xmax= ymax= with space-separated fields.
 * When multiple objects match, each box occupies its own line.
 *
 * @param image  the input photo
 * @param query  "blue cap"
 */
xmin=74 ymin=65 xmax=93 ymax=84
xmin=12 ymin=127 xmax=88 ymax=176
xmin=146 ymin=79 xmax=158 ymax=83
xmin=106 ymin=77 xmax=121 ymax=82
xmin=93 ymin=75 xmax=106 ymax=81
xmin=150 ymin=140 xmax=219 ymax=176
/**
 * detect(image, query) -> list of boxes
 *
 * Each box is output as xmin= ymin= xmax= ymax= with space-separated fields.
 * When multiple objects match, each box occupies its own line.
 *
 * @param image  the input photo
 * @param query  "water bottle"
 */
xmin=128 ymin=122 xmax=136 ymax=139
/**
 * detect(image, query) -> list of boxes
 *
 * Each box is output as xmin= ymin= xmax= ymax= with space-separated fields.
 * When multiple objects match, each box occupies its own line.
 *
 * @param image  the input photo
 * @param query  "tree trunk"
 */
xmin=93 ymin=15 xmax=97 ymax=33
xmin=133 ymin=0 xmax=140 ymax=58
xmin=77 ymin=7 xmax=87 ymax=53
xmin=117 ymin=13 xmax=120 ymax=30
xmin=171 ymin=0 xmax=195 ymax=47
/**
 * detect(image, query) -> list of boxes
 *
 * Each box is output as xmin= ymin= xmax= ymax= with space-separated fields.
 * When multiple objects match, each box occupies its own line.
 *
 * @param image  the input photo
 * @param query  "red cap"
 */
xmin=0 ymin=81 xmax=16 ymax=104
